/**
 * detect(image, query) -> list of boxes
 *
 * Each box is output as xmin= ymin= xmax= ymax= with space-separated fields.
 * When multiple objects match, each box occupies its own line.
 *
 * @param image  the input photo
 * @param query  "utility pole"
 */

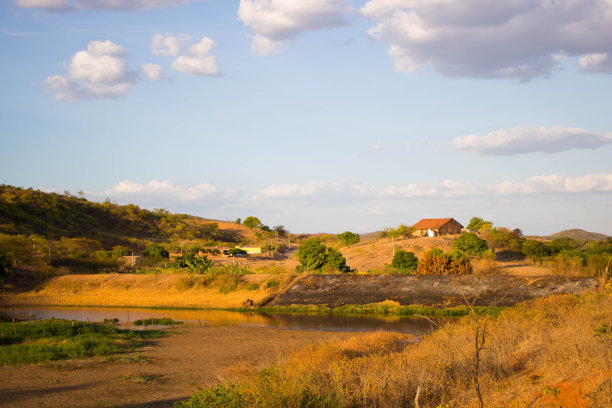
xmin=392 ymin=235 xmax=395 ymax=256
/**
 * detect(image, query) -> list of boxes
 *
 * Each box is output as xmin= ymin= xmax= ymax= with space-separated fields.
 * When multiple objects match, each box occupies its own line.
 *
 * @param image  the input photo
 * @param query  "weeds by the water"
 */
xmin=177 ymin=292 xmax=612 ymax=408
xmin=229 ymin=302 xmax=504 ymax=318
xmin=0 ymin=319 xmax=165 ymax=365
xmin=133 ymin=317 xmax=182 ymax=326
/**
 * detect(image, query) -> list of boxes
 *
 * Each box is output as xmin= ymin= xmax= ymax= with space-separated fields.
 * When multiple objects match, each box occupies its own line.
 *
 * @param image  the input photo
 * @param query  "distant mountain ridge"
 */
xmin=549 ymin=229 xmax=610 ymax=242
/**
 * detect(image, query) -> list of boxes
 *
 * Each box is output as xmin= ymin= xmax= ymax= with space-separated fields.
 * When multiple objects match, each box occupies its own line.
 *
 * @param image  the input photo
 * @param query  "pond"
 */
xmin=0 ymin=306 xmax=436 ymax=335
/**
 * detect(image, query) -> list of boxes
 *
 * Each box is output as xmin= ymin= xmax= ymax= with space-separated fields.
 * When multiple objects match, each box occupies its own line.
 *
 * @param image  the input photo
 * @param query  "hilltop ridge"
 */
xmin=0 ymin=185 xmax=252 ymax=247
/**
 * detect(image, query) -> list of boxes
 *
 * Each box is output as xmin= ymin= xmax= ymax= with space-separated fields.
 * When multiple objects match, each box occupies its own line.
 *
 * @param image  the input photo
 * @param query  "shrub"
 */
xmin=297 ymin=239 xmax=328 ymax=271
xmin=417 ymin=248 xmax=472 ymax=274
xmin=391 ymin=250 xmax=418 ymax=273
xmin=297 ymin=238 xmax=351 ymax=273
xmin=452 ymin=233 xmax=489 ymax=256
xmin=142 ymin=243 xmax=169 ymax=259
xmin=522 ymin=239 xmax=550 ymax=263
xmin=170 ymin=253 xmax=214 ymax=274
xmin=338 ymin=231 xmax=360 ymax=246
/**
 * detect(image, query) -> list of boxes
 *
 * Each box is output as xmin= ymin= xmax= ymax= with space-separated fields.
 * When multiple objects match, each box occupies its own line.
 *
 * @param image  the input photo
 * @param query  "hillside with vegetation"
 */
xmin=0 ymin=184 xmax=239 ymax=245
xmin=0 ymin=185 xmax=273 ymax=280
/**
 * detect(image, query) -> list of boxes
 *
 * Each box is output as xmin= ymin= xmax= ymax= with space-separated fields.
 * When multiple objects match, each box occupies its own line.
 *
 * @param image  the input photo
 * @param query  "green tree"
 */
xmin=235 ymin=218 xmax=241 ymax=224
xmin=142 ymin=243 xmax=169 ymax=259
xmin=325 ymin=247 xmax=351 ymax=273
xmin=466 ymin=217 xmax=492 ymax=231
xmin=242 ymin=216 xmax=262 ymax=229
xmin=297 ymin=238 xmax=328 ymax=271
xmin=452 ymin=233 xmax=489 ymax=256
xmin=337 ymin=231 xmax=360 ymax=246
xmin=391 ymin=250 xmax=418 ymax=273
xmin=274 ymin=225 xmax=286 ymax=237
xmin=522 ymin=239 xmax=550 ymax=262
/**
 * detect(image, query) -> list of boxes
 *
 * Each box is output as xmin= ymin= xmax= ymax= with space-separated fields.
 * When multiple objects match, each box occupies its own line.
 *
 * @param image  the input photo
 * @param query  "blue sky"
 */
xmin=1 ymin=0 xmax=611 ymax=235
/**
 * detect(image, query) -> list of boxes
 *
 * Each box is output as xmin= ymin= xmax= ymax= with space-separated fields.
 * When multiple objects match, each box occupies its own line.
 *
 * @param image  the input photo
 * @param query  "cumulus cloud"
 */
xmin=452 ymin=126 xmax=612 ymax=155
xmin=102 ymin=180 xmax=237 ymax=203
xmin=256 ymin=174 xmax=612 ymax=203
xmin=16 ymin=0 xmax=196 ymax=12
xmin=141 ymin=63 xmax=163 ymax=81
xmin=579 ymin=53 xmax=612 ymax=73
xmin=45 ymin=40 xmax=139 ymax=102
xmin=151 ymin=34 xmax=220 ymax=76
xmin=361 ymin=0 xmax=612 ymax=80
xmin=237 ymin=0 xmax=353 ymax=55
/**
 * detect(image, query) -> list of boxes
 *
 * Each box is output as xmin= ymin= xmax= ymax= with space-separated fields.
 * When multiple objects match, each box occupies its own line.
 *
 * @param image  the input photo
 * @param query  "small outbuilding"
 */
xmin=413 ymin=218 xmax=463 ymax=237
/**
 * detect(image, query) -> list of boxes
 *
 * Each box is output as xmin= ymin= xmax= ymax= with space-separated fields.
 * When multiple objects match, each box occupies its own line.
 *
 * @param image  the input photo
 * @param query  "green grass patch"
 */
xmin=226 ymin=304 xmax=504 ymax=318
xmin=0 ymin=319 xmax=165 ymax=366
xmin=133 ymin=317 xmax=182 ymax=326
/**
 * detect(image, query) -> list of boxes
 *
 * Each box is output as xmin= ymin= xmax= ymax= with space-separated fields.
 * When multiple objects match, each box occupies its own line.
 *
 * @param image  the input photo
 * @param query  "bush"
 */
xmin=325 ymin=247 xmax=351 ymax=273
xmin=142 ymin=243 xmax=169 ymax=259
xmin=417 ymin=248 xmax=472 ymax=274
xmin=522 ymin=239 xmax=550 ymax=262
xmin=170 ymin=253 xmax=214 ymax=274
xmin=391 ymin=250 xmax=418 ymax=273
xmin=452 ymin=233 xmax=489 ymax=256
xmin=297 ymin=238 xmax=351 ymax=273
xmin=338 ymin=231 xmax=360 ymax=246
xmin=297 ymin=239 xmax=328 ymax=271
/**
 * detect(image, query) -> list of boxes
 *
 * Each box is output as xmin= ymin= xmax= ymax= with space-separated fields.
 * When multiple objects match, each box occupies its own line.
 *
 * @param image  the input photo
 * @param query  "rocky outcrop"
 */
xmin=269 ymin=274 xmax=600 ymax=307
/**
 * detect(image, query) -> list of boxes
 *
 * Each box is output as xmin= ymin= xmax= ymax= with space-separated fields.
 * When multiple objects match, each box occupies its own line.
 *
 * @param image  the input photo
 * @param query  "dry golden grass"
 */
xmin=0 ymin=274 xmax=293 ymax=308
xmin=341 ymin=236 xmax=456 ymax=272
xmin=192 ymin=290 xmax=612 ymax=407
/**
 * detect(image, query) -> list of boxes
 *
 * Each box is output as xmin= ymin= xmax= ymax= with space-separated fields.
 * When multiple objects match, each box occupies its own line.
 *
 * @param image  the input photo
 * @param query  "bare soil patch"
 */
xmin=0 ymin=326 xmax=371 ymax=408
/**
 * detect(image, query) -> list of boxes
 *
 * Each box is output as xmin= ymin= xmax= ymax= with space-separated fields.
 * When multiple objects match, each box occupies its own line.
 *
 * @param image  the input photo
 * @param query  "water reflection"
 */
xmin=0 ymin=306 xmax=436 ymax=335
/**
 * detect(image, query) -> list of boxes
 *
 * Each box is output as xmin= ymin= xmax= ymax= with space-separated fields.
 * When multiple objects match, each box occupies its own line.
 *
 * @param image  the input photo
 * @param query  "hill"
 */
xmin=549 ymin=229 xmax=609 ymax=242
xmin=0 ymin=185 xmax=250 ymax=247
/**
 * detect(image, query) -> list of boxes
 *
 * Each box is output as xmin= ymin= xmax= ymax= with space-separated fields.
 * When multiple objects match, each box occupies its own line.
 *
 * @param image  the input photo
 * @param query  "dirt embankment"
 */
xmin=0 ymin=274 xmax=290 ymax=309
xmin=0 ymin=273 xmax=600 ymax=309
xmin=269 ymin=274 xmax=600 ymax=307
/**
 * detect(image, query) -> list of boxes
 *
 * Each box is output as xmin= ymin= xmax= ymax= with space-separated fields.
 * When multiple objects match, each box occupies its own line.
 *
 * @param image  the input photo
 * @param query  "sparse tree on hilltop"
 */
xmin=242 ymin=216 xmax=262 ymax=229
xmin=338 ymin=231 xmax=360 ymax=246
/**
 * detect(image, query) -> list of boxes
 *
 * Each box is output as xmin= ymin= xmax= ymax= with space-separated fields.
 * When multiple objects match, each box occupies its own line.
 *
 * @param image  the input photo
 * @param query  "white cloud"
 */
xmin=150 ymin=33 xmax=189 ymax=57
xmin=257 ymin=174 xmax=612 ymax=203
xmin=579 ymin=53 xmax=612 ymax=73
xmin=141 ymin=63 xmax=163 ymax=81
xmin=17 ymin=0 xmax=196 ymax=12
xmin=452 ymin=126 xmax=612 ymax=155
xmin=237 ymin=0 xmax=353 ymax=55
xmin=151 ymin=34 xmax=220 ymax=76
xmin=103 ymin=180 xmax=236 ymax=203
xmin=361 ymin=0 xmax=612 ymax=80
xmin=45 ymin=40 xmax=138 ymax=102
xmin=371 ymin=142 xmax=388 ymax=151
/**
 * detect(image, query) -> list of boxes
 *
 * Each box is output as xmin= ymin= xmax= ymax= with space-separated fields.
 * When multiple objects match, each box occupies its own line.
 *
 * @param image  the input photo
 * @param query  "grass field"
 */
xmin=0 ymin=319 xmax=165 ymax=365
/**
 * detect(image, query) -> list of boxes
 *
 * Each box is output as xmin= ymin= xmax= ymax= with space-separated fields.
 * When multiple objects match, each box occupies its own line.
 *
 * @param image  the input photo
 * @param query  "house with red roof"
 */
xmin=412 ymin=218 xmax=463 ymax=237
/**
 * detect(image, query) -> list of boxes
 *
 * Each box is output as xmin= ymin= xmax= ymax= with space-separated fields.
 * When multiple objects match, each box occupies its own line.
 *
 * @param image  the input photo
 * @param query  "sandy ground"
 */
xmin=0 ymin=326 xmax=374 ymax=408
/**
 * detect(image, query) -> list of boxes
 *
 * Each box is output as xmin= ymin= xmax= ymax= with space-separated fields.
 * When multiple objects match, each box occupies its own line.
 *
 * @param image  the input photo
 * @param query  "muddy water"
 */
xmin=0 ymin=306 xmax=435 ymax=334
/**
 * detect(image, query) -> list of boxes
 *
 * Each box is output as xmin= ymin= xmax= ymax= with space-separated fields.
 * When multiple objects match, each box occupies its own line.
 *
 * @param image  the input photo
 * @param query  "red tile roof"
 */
xmin=413 ymin=218 xmax=462 ymax=230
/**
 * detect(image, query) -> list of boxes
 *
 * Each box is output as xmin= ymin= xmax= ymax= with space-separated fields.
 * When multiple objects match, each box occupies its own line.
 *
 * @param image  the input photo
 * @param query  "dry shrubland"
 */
xmin=179 ymin=289 xmax=612 ymax=408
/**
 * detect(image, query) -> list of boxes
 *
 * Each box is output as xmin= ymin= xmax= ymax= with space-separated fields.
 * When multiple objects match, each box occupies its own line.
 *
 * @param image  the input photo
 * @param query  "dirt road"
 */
xmin=0 ymin=326 xmax=373 ymax=408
